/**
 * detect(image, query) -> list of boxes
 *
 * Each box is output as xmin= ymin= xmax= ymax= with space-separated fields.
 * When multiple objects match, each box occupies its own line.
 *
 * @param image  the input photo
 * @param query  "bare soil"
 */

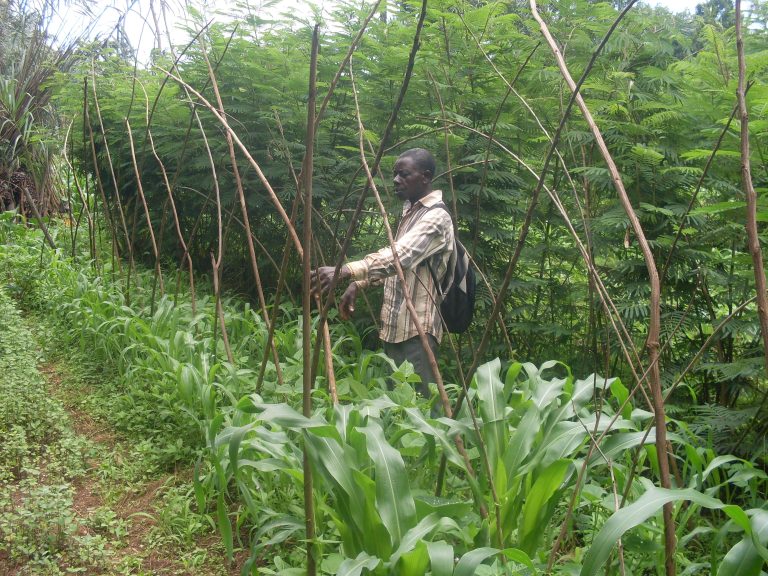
xmin=0 ymin=359 xmax=243 ymax=576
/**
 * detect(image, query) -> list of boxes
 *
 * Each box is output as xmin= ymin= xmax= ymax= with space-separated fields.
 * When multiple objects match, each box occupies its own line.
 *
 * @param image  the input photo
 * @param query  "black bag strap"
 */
xmin=424 ymin=202 xmax=455 ymax=295
xmin=426 ymin=259 xmax=444 ymax=298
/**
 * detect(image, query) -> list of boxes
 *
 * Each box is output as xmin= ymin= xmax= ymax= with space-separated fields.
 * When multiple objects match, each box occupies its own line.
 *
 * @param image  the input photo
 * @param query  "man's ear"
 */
xmin=423 ymin=170 xmax=433 ymax=182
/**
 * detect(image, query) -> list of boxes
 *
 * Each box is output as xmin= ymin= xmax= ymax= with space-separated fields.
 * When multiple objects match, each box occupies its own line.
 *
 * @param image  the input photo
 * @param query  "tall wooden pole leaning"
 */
xmin=125 ymin=119 xmax=165 ymax=306
xmin=735 ymin=0 xmax=768 ymax=422
xmin=201 ymin=49 xmax=286 ymax=388
xmin=301 ymin=25 xmax=320 ymax=576
xmin=79 ymin=80 xmax=96 ymax=262
xmin=159 ymin=71 xmax=303 ymax=257
xmin=309 ymin=0 xmax=428 ymax=339
xmin=348 ymin=61 xmax=488 ymax=520
xmin=90 ymin=67 xmax=135 ymax=301
xmin=22 ymin=187 xmax=56 ymax=250
xmin=439 ymin=1 xmax=643 ymax=500
xmin=529 ymin=2 xmax=675 ymax=574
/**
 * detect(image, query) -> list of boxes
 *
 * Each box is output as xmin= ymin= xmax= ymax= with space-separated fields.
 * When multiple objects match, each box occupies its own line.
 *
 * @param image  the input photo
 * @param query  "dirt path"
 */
xmin=0 ymin=296 xmax=241 ymax=576
xmin=42 ymin=358 xmax=239 ymax=575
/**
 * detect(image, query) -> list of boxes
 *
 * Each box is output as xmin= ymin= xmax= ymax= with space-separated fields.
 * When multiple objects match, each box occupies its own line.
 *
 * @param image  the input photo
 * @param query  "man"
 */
xmin=312 ymin=148 xmax=454 ymax=397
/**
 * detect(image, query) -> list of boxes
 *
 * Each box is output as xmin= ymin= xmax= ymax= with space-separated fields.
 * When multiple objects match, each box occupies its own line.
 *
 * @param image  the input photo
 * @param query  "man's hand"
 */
xmin=311 ymin=265 xmax=349 ymax=296
xmin=339 ymin=282 xmax=358 ymax=320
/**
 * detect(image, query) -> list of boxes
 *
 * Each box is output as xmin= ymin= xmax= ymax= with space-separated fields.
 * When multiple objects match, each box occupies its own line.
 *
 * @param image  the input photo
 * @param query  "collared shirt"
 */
xmin=345 ymin=189 xmax=454 ymax=343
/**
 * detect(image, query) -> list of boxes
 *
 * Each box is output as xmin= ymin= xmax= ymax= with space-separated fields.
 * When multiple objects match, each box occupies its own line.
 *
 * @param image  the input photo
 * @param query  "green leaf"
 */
xmin=581 ymin=485 xmax=756 ymax=576
xmin=426 ymin=540 xmax=454 ymax=576
xmin=504 ymin=362 xmax=523 ymax=398
xmin=502 ymin=405 xmax=540 ymax=480
xmin=475 ymin=358 xmax=507 ymax=476
xmin=690 ymin=201 xmax=745 ymax=216
xmin=701 ymin=455 xmax=742 ymax=484
xmin=177 ymin=364 xmax=198 ymax=405
xmin=501 ymin=548 xmax=537 ymax=571
xmin=610 ymin=378 xmax=632 ymax=421
xmin=390 ymin=514 xmax=460 ymax=565
xmin=568 ymin=374 xmax=610 ymax=413
xmin=404 ymin=408 xmax=465 ymax=468
xmin=255 ymin=402 xmax=325 ymax=428
xmin=359 ymin=419 xmax=417 ymax=547
xmin=395 ymin=541 xmax=430 ymax=576
xmin=589 ymin=430 xmax=657 ymax=464
xmin=453 ymin=547 xmax=500 ymax=576
xmin=337 ymin=551 xmax=381 ymax=576
xmin=216 ymin=491 xmax=233 ymax=562
xmin=193 ymin=459 xmax=207 ymax=512
xmin=529 ymin=362 xmax=568 ymax=411
xmin=520 ymin=459 xmax=572 ymax=553
xmin=304 ymin=431 xmax=366 ymax=535
xmin=527 ymin=422 xmax=585 ymax=471
xmin=225 ymin=424 xmax=251 ymax=477
xmin=716 ymin=509 xmax=768 ymax=576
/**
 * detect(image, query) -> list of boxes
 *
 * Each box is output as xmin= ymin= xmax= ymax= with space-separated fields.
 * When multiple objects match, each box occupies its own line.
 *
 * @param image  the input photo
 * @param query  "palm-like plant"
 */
xmin=0 ymin=0 xmax=77 ymax=215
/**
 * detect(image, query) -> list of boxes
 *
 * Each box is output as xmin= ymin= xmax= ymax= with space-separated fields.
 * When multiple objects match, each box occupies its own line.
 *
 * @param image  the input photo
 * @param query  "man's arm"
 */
xmin=345 ymin=210 xmax=452 ymax=284
xmin=310 ymin=208 xmax=451 ymax=318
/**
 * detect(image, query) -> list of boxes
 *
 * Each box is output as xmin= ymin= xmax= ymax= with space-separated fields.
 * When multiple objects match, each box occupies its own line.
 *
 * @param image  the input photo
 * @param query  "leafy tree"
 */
xmin=53 ymin=0 xmax=768 ymax=462
xmin=696 ymin=0 xmax=736 ymax=28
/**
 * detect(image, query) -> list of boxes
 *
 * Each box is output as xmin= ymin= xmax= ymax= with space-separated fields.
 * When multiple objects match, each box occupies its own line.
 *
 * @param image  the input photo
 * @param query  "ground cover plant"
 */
xmin=0 ymin=223 xmax=248 ymax=574
xmin=0 ymin=288 xmax=100 ymax=573
xmin=3 ymin=0 xmax=768 ymax=574
xmin=2 ymin=217 xmax=767 ymax=574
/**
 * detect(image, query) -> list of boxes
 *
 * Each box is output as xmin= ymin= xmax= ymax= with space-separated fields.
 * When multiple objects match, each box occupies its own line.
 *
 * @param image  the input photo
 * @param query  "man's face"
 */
xmin=393 ymin=156 xmax=430 ymax=202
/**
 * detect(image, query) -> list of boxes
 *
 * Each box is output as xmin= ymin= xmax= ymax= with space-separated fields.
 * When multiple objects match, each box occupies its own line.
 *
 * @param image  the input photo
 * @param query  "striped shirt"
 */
xmin=346 ymin=189 xmax=454 ymax=343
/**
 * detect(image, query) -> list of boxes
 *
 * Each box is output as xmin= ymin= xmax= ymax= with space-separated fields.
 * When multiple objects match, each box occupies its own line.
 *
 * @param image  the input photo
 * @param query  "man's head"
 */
xmin=393 ymin=148 xmax=435 ymax=203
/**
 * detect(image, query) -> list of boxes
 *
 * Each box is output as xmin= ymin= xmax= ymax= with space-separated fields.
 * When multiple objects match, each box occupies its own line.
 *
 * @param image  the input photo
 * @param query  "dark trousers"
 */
xmin=383 ymin=334 xmax=439 ymax=399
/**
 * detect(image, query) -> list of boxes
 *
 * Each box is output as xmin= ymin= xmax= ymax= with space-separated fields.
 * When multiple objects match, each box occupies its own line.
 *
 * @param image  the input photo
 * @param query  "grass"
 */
xmin=3 ymin=220 xmax=766 ymax=574
xmin=0 ymin=287 xmax=106 ymax=574
xmin=0 ymin=287 xmax=242 ymax=574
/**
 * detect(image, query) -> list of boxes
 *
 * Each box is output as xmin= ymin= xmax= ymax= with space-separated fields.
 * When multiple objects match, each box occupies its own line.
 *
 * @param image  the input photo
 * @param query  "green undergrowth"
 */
xmin=0 ymin=287 xmax=109 ymax=574
xmin=0 ymin=278 xmax=237 ymax=574
xmin=36 ymin=338 xmax=238 ymax=575
xmin=3 ymin=221 xmax=768 ymax=575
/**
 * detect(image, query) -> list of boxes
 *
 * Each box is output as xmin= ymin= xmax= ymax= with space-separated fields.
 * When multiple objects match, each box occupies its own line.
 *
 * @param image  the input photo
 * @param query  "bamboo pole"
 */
xmin=308 ymin=0 xmax=431 ymax=409
xmin=21 ymin=186 xmax=56 ymax=249
xmin=437 ymin=2 xmax=653 ymax=502
xmin=145 ymin=126 xmax=197 ymax=312
xmin=200 ymin=48 xmax=286 ymax=391
xmin=89 ymin=64 xmax=135 ymax=298
xmin=62 ymin=122 xmax=94 ymax=259
xmin=348 ymin=57 xmax=488 ymax=520
xmin=156 ymin=51 xmax=232 ymax=359
xmin=312 ymin=0 xmax=429 ymax=299
xmin=211 ymin=253 xmax=235 ymax=365
xmin=301 ymin=25 xmax=320 ymax=576
xmin=83 ymin=82 xmax=121 ymax=277
xmin=125 ymin=119 xmax=165 ymax=301
xmin=425 ymin=71 xmax=516 ymax=362
xmin=529 ymin=3 xmax=675 ymax=574
xmin=79 ymin=80 xmax=96 ymax=262
xmin=735 ymin=0 xmax=768 ymax=430
xmin=348 ymin=62 xmax=447 ymax=414
xmin=396 ymin=68 xmax=506 ymax=534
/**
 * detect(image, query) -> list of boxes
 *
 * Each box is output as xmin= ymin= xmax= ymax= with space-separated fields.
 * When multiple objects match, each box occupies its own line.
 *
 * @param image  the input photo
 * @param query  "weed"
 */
xmin=148 ymin=482 xmax=211 ymax=548
xmin=0 ymin=483 xmax=78 ymax=562
xmin=87 ymin=506 xmax=131 ymax=542
xmin=3 ymin=222 xmax=767 ymax=574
